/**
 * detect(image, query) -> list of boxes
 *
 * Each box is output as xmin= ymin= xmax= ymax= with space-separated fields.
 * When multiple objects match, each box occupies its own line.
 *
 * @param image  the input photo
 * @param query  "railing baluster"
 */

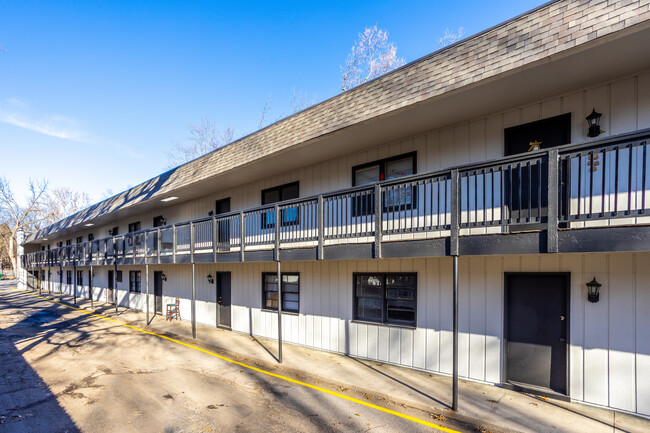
xmin=589 ymin=151 xmax=594 ymax=217
xmin=614 ymin=147 xmax=619 ymax=215
xmin=639 ymin=141 xmax=648 ymax=214
xmin=628 ymin=143 xmax=634 ymax=214
xmin=601 ymin=150 xmax=607 ymax=216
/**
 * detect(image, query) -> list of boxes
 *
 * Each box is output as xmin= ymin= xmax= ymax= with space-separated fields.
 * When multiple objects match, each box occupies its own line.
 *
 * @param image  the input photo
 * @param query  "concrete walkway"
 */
xmin=29 ymin=289 xmax=650 ymax=433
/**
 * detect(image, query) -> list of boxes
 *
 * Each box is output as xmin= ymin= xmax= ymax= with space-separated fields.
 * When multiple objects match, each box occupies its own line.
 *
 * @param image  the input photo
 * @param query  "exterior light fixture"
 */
xmin=84 ymin=223 xmax=95 ymax=227
xmin=586 ymin=277 xmax=601 ymax=303
xmin=207 ymin=274 xmax=214 ymax=284
xmin=586 ymin=108 xmax=603 ymax=138
xmin=161 ymin=272 xmax=167 ymax=281
xmin=161 ymin=196 xmax=179 ymax=202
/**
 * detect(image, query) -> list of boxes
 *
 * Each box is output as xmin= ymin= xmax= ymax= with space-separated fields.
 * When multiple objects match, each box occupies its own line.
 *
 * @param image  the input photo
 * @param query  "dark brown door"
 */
xmin=154 ymin=271 xmax=163 ymax=314
xmin=215 ymin=198 xmax=231 ymax=246
xmin=216 ymin=272 xmax=231 ymax=329
xmin=107 ymin=270 xmax=114 ymax=303
xmin=505 ymin=273 xmax=569 ymax=394
xmin=88 ymin=270 xmax=93 ymax=301
xmin=503 ymin=114 xmax=571 ymax=229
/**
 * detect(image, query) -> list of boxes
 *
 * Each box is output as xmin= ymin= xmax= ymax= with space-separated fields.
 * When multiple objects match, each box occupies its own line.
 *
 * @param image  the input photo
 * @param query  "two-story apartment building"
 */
xmin=19 ymin=0 xmax=650 ymax=418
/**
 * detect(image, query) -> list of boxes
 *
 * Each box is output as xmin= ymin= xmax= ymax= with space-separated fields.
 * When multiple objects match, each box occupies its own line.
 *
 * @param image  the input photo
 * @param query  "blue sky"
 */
xmin=0 ymin=0 xmax=546 ymax=205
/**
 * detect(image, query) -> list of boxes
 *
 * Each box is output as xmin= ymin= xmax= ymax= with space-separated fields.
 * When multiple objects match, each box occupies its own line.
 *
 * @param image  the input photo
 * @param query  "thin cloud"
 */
xmin=0 ymin=112 xmax=84 ymax=140
xmin=0 ymin=98 xmax=145 ymax=159
xmin=0 ymin=98 xmax=85 ymax=141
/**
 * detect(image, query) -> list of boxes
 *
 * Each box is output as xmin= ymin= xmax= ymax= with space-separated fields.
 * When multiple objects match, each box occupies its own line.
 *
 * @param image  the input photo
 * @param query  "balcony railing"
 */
xmin=22 ymin=130 xmax=650 ymax=268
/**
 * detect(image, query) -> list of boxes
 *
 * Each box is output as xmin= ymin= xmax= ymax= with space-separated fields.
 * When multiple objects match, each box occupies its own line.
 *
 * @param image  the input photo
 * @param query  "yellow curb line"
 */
xmin=7 ymin=286 xmax=460 ymax=432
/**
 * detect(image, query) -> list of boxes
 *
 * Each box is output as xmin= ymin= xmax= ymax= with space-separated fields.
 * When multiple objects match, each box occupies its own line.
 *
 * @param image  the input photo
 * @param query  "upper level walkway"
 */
xmin=23 ymin=129 xmax=650 ymax=269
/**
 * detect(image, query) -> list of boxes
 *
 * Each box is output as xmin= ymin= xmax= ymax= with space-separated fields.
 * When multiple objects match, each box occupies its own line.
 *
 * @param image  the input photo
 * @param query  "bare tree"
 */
xmin=340 ymin=25 xmax=406 ymax=92
xmin=43 ymin=186 xmax=91 ymax=226
xmin=0 ymin=177 xmax=50 ymax=272
xmin=167 ymin=117 xmax=235 ymax=168
xmin=259 ymin=96 xmax=271 ymax=129
xmin=437 ymin=27 xmax=465 ymax=48
xmin=0 ymin=223 xmax=13 ymax=271
xmin=290 ymin=89 xmax=316 ymax=114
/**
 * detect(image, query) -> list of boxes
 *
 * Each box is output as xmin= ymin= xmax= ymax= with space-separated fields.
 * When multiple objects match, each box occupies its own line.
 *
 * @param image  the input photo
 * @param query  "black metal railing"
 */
xmin=23 ymin=131 xmax=650 ymax=268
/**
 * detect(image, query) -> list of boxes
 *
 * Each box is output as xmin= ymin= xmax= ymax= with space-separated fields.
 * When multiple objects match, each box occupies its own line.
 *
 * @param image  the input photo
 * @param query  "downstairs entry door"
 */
xmin=505 ymin=273 xmax=569 ymax=394
xmin=216 ymin=272 xmax=231 ymax=329
xmin=154 ymin=271 xmax=163 ymax=314
xmin=107 ymin=270 xmax=114 ymax=304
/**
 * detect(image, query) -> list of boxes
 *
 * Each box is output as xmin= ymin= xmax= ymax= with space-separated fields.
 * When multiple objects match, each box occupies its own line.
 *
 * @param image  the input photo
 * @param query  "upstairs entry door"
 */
xmin=505 ymin=273 xmax=569 ymax=395
xmin=503 ymin=114 xmax=571 ymax=229
xmin=215 ymin=198 xmax=231 ymax=248
xmin=216 ymin=272 xmax=231 ymax=329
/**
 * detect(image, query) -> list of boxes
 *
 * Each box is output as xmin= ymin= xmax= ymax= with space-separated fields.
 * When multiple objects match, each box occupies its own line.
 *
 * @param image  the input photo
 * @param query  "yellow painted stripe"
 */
xmin=7 ymin=286 xmax=460 ymax=433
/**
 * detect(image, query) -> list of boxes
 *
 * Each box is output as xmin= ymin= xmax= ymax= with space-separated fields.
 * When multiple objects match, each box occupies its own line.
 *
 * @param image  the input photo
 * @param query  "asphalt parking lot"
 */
xmin=0 ymin=281 xmax=474 ymax=433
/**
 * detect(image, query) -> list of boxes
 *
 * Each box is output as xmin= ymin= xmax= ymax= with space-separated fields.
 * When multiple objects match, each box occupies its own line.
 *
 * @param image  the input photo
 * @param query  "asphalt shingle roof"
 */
xmin=28 ymin=0 xmax=650 ymax=243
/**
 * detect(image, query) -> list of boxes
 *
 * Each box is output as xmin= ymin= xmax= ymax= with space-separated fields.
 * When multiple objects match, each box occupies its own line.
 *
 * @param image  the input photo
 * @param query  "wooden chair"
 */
xmin=166 ymin=297 xmax=181 ymax=321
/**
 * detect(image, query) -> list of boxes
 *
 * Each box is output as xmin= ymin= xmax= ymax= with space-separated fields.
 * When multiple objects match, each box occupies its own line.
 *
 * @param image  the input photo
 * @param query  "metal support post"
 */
xmin=90 ymin=265 xmax=93 ymax=308
xmin=452 ymin=255 xmax=459 ymax=412
xmin=450 ymin=168 xmax=460 ymax=411
xmin=145 ymin=263 xmax=149 ymax=325
xmin=73 ymin=262 xmax=77 ymax=304
xmin=114 ymin=262 xmax=118 ymax=314
xmin=48 ymin=266 xmax=51 ymax=296
xmin=277 ymin=260 xmax=283 ymax=364
xmin=191 ymin=222 xmax=196 ymax=338
xmin=191 ymin=262 xmax=196 ymax=339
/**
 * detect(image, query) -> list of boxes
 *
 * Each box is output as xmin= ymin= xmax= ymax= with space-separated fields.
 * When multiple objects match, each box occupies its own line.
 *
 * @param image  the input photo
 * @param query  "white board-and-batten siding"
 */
xmin=225 ymin=253 xmax=649 ymax=415
xmin=60 ymin=252 xmax=648 ymax=415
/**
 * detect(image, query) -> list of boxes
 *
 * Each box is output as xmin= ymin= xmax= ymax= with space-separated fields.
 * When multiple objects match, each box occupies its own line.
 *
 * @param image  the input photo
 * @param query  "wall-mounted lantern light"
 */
xmin=207 ymin=274 xmax=214 ymax=284
xmin=208 ymin=211 xmax=214 ymax=216
xmin=586 ymin=277 xmax=601 ymax=303
xmin=160 ymin=217 xmax=167 ymax=226
xmin=161 ymin=272 xmax=167 ymax=281
xmin=586 ymin=108 xmax=603 ymax=138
